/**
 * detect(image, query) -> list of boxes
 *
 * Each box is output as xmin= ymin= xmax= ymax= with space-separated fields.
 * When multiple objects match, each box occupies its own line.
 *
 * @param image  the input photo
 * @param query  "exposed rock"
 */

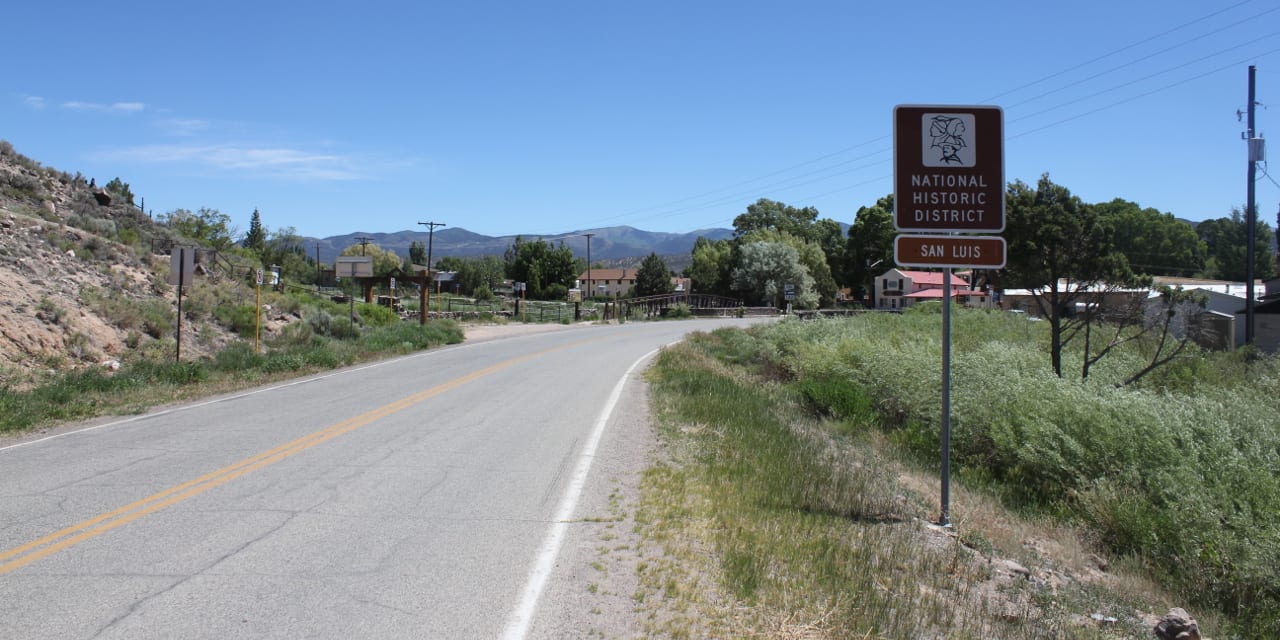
xmin=1002 ymin=559 xmax=1031 ymax=578
xmin=42 ymin=200 xmax=56 ymax=215
xmin=1089 ymin=553 xmax=1109 ymax=572
xmin=92 ymin=190 xmax=112 ymax=206
xmin=1153 ymin=607 xmax=1200 ymax=640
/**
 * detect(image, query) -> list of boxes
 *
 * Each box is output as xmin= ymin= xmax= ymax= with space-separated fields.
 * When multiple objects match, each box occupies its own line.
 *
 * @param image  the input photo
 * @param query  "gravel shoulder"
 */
xmin=523 ymin=346 xmax=660 ymax=640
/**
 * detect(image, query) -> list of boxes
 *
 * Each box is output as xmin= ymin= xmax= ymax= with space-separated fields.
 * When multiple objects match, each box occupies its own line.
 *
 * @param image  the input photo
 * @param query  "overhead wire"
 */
xmin=576 ymin=2 xmax=1275 ymax=231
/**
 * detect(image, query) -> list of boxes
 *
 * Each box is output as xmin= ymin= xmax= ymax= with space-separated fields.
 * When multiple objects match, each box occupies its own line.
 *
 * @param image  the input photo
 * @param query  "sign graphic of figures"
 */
xmin=893 ymin=105 xmax=1003 ymax=232
xmin=923 ymin=113 xmax=975 ymax=167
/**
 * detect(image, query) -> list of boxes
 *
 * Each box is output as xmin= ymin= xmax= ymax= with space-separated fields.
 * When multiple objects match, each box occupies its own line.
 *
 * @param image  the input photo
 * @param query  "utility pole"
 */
xmin=354 ymin=236 xmax=373 ymax=303
xmin=418 ymin=221 xmax=446 ymax=324
xmin=1245 ymin=65 xmax=1260 ymax=345
xmin=582 ymin=233 xmax=595 ymax=301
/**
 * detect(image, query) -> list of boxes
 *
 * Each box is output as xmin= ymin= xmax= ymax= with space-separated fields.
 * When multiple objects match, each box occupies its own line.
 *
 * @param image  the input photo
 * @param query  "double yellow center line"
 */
xmin=0 ymin=344 xmax=567 ymax=575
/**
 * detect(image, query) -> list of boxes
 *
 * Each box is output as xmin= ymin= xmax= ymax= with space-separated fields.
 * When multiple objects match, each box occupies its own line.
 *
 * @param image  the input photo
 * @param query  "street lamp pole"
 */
xmin=418 ymin=221 xmax=446 ymax=325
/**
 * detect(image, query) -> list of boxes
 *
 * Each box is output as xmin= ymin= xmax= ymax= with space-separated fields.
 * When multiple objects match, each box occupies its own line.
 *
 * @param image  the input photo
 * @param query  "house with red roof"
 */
xmin=875 ymin=269 xmax=992 ymax=310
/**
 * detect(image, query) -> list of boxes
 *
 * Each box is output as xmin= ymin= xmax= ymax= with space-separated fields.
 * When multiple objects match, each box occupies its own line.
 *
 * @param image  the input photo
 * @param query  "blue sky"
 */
xmin=4 ymin=1 xmax=1278 ymax=240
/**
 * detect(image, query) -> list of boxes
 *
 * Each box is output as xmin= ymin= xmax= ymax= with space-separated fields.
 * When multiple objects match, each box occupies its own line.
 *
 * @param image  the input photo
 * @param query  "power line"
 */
xmin=981 ymin=0 xmax=1258 ymax=103
xmin=1004 ymin=16 xmax=1280 ymax=110
xmin=582 ymin=3 xmax=1273 ymax=231
xmin=1010 ymin=46 xmax=1280 ymax=140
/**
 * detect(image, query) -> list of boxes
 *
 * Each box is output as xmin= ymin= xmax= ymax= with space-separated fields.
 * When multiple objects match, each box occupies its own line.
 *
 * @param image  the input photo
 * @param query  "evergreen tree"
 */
xmin=635 ymin=253 xmax=675 ymax=297
xmin=242 ymin=208 xmax=266 ymax=254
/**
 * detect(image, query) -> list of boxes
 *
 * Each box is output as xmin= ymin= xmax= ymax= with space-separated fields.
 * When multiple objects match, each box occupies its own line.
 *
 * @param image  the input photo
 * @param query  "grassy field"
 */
xmin=636 ymin=310 xmax=1280 ymax=638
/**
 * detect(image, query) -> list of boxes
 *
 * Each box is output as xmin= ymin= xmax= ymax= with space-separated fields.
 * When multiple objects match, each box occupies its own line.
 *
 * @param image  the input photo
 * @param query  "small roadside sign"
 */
xmin=255 ymin=268 xmax=264 ymax=286
xmin=894 ymin=234 xmax=1006 ymax=269
xmin=783 ymin=283 xmax=796 ymax=301
xmin=168 ymin=247 xmax=195 ymax=286
xmin=390 ymin=277 xmax=396 ymax=290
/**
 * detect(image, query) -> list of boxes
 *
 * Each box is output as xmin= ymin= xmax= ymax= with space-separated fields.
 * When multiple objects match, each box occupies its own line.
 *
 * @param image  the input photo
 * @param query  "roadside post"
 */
xmin=893 ymin=105 xmax=1005 ymax=527
xmin=254 ymin=267 xmax=264 ymax=353
xmin=168 ymin=247 xmax=195 ymax=363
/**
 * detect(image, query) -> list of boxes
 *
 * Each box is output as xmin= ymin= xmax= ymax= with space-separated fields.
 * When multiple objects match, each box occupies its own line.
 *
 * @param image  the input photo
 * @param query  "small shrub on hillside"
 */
xmin=213 ymin=342 xmax=263 ymax=372
xmin=213 ymin=304 xmax=259 ymax=336
xmin=355 ymin=303 xmax=396 ymax=327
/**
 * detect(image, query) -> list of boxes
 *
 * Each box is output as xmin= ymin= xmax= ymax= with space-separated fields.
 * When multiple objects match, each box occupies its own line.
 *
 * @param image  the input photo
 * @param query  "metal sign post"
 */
xmin=255 ymin=268 xmax=264 ymax=353
xmin=893 ymin=104 xmax=1005 ymax=527
xmin=169 ymin=247 xmax=195 ymax=362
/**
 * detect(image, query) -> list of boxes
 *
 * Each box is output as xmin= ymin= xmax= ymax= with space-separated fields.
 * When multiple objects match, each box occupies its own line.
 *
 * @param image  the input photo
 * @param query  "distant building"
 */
xmin=875 ymin=269 xmax=984 ymax=310
xmin=577 ymin=268 xmax=638 ymax=298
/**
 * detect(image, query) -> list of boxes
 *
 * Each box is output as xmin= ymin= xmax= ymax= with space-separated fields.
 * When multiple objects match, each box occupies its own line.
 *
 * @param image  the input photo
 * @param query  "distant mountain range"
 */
xmin=307 ymin=225 xmax=735 ymax=266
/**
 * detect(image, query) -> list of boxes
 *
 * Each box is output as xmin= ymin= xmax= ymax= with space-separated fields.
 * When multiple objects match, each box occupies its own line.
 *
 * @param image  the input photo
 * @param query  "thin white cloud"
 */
xmin=155 ymin=118 xmax=209 ymax=137
xmin=61 ymin=101 xmax=146 ymax=114
xmin=100 ymin=143 xmax=370 ymax=181
xmin=23 ymin=96 xmax=46 ymax=109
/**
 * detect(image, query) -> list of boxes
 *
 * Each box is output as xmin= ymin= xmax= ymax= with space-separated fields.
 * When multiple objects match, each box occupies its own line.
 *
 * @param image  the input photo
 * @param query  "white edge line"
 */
xmin=0 ymin=341 xmax=486 ymax=454
xmin=501 ymin=343 xmax=671 ymax=640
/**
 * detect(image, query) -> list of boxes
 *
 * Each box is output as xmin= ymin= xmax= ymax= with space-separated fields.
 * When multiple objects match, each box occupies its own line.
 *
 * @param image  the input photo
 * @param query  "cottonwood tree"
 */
xmin=503 ymin=236 xmax=578 ymax=300
xmin=1095 ymin=199 xmax=1204 ymax=277
xmin=740 ymin=228 xmax=836 ymax=307
xmin=732 ymin=198 xmax=820 ymax=241
xmin=732 ymin=241 xmax=817 ymax=309
xmin=844 ymin=195 xmax=897 ymax=305
xmin=687 ymin=237 xmax=735 ymax=297
xmin=1197 ymin=209 xmax=1276 ymax=282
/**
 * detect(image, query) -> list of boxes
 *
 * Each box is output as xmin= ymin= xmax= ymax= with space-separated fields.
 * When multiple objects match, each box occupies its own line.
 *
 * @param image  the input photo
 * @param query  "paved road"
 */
xmin=0 ymin=318 xmax=763 ymax=639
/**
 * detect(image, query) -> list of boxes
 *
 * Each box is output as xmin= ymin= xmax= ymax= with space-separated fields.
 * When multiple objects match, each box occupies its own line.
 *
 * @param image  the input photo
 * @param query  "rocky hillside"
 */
xmin=0 ymin=141 xmax=234 ymax=383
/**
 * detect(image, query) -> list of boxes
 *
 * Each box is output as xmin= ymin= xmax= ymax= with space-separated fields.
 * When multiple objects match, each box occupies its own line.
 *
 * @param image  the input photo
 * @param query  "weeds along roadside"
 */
xmin=640 ymin=313 xmax=1279 ymax=638
xmin=640 ymin=330 xmax=1172 ymax=638
xmin=0 ymin=314 xmax=464 ymax=434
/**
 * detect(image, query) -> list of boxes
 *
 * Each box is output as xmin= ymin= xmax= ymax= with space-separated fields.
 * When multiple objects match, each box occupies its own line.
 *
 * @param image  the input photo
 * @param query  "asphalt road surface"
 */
xmin=0 ymin=318 xmax=764 ymax=639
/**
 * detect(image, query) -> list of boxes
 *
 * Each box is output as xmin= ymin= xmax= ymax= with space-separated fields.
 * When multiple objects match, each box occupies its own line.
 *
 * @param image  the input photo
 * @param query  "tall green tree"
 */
xmin=844 ymin=195 xmax=897 ymax=305
xmin=503 ymin=236 xmax=578 ymax=300
xmin=1196 ymin=209 xmax=1276 ymax=282
xmin=242 ymin=208 xmax=266 ymax=254
xmin=741 ymin=228 xmax=836 ymax=307
xmin=733 ymin=198 xmax=820 ymax=241
xmin=1001 ymin=175 xmax=1138 ymax=377
xmin=687 ymin=237 xmax=735 ymax=297
xmin=814 ymin=218 xmax=846 ymax=289
xmin=1094 ymin=199 xmax=1204 ymax=277
xmin=263 ymin=226 xmax=313 ymax=284
xmin=732 ymin=241 xmax=818 ymax=309
xmin=409 ymin=241 xmax=427 ymax=266
xmin=634 ymin=253 xmax=675 ymax=297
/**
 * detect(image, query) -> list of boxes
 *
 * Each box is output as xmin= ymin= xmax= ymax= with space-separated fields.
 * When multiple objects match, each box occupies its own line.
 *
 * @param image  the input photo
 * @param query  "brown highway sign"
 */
xmin=894 ymin=234 xmax=1006 ymax=269
xmin=894 ymin=105 xmax=1004 ymax=233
